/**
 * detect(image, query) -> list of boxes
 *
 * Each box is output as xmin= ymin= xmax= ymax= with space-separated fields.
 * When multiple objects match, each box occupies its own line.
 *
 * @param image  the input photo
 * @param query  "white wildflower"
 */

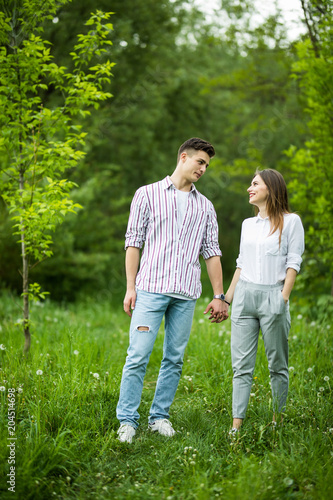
xmin=73 ymin=350 xmax=79 ymax=355
xmin=0 ymin=386 xmax=5 ymax=392
xmin=0 ymin=344 xmax=5 ymax=350
xmin=93 ymin=373 xmax=100 ymax=379
xmin=324 ymin=376 xmax=330 ymax=382
xmin=36 ymin=370 xmax=43 ymax=376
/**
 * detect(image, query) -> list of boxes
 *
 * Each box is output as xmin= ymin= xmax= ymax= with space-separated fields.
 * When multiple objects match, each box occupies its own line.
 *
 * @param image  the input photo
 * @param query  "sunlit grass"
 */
xmin=0 ymin=293 xmax=332 ymax=499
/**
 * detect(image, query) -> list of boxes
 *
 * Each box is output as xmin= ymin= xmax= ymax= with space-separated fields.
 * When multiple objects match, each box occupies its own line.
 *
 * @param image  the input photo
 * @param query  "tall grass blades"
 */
xmin=0 ymin=294 xmax=332 ymax=499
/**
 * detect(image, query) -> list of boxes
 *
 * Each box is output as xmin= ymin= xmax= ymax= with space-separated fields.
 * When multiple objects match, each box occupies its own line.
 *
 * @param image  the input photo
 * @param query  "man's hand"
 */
xmin=123 ymin=289 xmax=137 ymax=317
xmin=204 ymin=298 xmax=229 ymax=323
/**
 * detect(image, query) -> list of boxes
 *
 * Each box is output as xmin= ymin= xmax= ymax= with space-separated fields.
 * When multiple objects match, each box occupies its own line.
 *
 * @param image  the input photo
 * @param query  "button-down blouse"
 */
xmin=236 ymin=213 xmax=305 ymax=285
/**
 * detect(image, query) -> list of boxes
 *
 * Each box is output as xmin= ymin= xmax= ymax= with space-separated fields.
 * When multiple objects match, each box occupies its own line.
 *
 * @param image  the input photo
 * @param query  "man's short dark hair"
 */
xmin=177 ymin=138 xmax=215 ymax=162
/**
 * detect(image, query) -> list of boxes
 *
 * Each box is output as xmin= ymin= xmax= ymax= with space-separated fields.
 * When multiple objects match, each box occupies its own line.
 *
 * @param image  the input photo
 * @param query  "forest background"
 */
xmin=0 ymin=1 xmax=332 ymax=499
xmin=0 ymin=0 xmax=332 ymax=315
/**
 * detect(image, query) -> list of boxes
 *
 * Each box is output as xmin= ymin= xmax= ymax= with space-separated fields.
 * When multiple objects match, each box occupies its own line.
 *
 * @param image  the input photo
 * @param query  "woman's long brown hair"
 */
xmin=254 ymin=168 xmax=290 ymax=245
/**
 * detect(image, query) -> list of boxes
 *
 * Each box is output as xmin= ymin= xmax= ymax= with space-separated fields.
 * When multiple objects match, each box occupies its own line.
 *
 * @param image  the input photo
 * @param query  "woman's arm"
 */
xmin=281 ymin=268 xmax=297 ymax=303
xmin=225 ymin=267 xmax=241 ymax=305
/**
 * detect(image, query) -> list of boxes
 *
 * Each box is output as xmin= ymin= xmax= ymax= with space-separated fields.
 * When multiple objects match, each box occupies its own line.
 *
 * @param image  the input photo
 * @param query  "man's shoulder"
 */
xmin=133 ymin=178 xmax=165 ymax=199
xmin=137 ymin=177 xmax=168 ymax=193
xmin=193 ymin=188 xmax=215 ymax=211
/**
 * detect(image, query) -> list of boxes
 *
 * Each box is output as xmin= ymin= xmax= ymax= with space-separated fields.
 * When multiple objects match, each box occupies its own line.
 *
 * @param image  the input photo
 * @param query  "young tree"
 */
xmin=0 ymin=0 xmax=114 ymax=352
xmin=286 ymin=0 xmax=333 ymax=298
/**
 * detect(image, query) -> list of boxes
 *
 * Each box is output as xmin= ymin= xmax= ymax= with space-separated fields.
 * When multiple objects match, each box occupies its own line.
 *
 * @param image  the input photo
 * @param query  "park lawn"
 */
xmin=0 ymin=294 xmax=332 ymax=499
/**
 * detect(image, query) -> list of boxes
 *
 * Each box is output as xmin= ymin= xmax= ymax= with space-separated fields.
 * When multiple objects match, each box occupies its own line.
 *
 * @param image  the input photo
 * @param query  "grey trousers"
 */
xmin=231 ymin=279 xmax=291 ymax=419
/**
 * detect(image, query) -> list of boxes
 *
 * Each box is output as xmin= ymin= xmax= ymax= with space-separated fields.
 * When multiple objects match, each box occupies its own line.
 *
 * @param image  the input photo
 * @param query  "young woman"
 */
xmin=224 ymin=169 xmax=304 ymax=432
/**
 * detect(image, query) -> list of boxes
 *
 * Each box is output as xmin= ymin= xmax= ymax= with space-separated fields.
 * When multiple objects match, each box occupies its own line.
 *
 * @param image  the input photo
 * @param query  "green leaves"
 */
xmin=288 ymin=1 xmax=333 ymax=293
xmin=0 ymin=0 xmax=114 ymax=349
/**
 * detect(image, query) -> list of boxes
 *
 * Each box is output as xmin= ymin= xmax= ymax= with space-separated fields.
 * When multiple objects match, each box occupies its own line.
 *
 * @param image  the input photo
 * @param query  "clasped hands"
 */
xmin=204 ymin=298 xmax=229 ymax=323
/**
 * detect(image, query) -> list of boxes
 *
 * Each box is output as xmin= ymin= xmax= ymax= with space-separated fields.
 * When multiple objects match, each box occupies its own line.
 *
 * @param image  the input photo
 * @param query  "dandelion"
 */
xmin=319 ymin=387 xmax=324 ymax=392
xmin=105 ymin=371 xmax=109 ymax=375
xmin=324 ymin=376 xmax=330 ymax=382
xmin=327 ymin=325 xmax=331 ymax=329
xmin=73 ymin=350 xmax=79 ymax=355
xmin=0 ymin=386 xmax=5 ymax=391
xmin=93 ymin=373 xmax=100 ymax=379
xmin=329 ymin=428 xmax=333 ymax=433
xmin=307 ymin=367 xmax=313 ymax=373
xmin=292 ymin=335 xmax=297 ymax=340
xmin=310 ymin=321 xmax=316 ymax=327
xmin=18 ymin=387 xmax=23 ymax=393
xmin=283 ymin=477 xmax=294 ymax=487
xmin=289 ymin=366 xmax=295 ymax=371
xmin=0 ymin=344 xmax=5 ymax=350
xmin=297 ymin=314 xmax=303 ymax=320
xmin=36 ymin=370 xmax=43 ymax=376
xmin=199 ymin=319 xmax=204 ymax=324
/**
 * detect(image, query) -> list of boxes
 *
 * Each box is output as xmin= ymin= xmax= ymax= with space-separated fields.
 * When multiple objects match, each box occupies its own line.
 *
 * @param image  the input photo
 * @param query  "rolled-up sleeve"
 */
xmin=125 ymin=188 xmax=150 ymax=249
xmin=200 ymin=207 xmax=222 ymax=260
xmin=286 ymin=215 xmax=305 ymax=273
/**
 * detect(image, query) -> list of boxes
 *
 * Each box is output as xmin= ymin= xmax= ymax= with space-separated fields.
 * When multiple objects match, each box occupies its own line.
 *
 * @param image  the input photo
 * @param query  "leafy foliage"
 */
xmin=286 ymin=0 xmax=333 ymax=295
xmin=0 ymin=0 xmax=114 ymax=349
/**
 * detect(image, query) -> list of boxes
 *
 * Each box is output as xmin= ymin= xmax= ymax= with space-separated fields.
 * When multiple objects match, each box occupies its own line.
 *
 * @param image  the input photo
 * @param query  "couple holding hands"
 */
xmin=116 ymin=137 xmax=304 ymax=443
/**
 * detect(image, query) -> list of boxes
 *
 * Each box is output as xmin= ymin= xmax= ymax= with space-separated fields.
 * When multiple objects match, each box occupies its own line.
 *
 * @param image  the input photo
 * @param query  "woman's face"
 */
xmin=247 ymin=175 xmax=269 ymax=207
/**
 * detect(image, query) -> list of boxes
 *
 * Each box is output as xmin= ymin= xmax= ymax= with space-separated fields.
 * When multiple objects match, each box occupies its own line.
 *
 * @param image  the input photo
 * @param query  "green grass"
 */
xmin=0 ymin=293 xmax=332 ymax=499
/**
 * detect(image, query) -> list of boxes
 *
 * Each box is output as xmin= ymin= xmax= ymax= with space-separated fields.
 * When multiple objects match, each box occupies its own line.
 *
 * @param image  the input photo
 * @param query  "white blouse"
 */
xmin=236 ymin=213 xmax=305 ymax=285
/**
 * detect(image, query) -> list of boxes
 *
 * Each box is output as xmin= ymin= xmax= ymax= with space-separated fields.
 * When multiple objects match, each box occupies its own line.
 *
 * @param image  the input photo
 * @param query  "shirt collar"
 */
xmin=164 ymin=176 xmax=197 ymax=194
xmin=256 ymin=213 xmax=269 ymax=222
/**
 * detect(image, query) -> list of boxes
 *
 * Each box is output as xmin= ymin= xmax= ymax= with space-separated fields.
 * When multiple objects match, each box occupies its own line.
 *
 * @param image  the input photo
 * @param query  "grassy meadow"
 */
xmin=0 ymin=293 xmax=332 ymax=499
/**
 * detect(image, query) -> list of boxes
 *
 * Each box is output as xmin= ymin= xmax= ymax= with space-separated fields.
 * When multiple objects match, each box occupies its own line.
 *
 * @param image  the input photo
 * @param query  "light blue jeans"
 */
xmin=231 ymin=280 xmax=291 ymax=419
xmin=116 ymin=290 xmax=196 ymax=428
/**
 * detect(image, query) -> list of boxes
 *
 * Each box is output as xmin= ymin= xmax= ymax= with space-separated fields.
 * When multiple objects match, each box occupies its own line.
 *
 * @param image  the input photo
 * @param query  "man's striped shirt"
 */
xmin=125 ymin=176 xmax=222 ymax=299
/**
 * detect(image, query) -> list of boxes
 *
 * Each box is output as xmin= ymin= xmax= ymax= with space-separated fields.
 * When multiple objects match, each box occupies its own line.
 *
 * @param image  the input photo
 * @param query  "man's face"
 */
xmin=180 ymin=150 xmax=210 ymax=183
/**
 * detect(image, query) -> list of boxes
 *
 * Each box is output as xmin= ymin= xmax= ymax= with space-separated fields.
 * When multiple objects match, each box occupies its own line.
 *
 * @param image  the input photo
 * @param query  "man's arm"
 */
xmin=203 ymin=256 xmax=229 ymax=323
xmin=123 ymin=246 xmax=140 ymax=317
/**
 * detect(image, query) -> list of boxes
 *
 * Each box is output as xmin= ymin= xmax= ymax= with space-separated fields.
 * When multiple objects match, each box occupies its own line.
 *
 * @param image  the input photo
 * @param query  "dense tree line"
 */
xmin=0 ymin=0 xmax=332 ymax=312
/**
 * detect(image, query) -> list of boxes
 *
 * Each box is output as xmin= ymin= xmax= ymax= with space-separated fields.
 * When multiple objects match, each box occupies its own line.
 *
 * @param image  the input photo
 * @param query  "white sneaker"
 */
xmin=117 ymin=424 xmax=136 ymax=443
xmin=148 ymin=419 xmax=176 ymax=437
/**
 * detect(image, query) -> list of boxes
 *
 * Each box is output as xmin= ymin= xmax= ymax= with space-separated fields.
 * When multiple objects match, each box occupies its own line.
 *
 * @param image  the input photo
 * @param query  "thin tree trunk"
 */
xmin=19 ymin=172 xmax=30 ymax=353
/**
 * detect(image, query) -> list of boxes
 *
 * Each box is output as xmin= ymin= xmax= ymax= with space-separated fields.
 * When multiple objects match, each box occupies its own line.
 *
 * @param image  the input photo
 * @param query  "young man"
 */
xmin=117 ymin=137 xmax=229 ymax=443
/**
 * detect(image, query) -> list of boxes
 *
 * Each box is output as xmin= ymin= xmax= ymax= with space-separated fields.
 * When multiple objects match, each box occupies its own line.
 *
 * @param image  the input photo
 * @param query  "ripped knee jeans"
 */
xmin=116 ymin=290 xmax=196 ymax=428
